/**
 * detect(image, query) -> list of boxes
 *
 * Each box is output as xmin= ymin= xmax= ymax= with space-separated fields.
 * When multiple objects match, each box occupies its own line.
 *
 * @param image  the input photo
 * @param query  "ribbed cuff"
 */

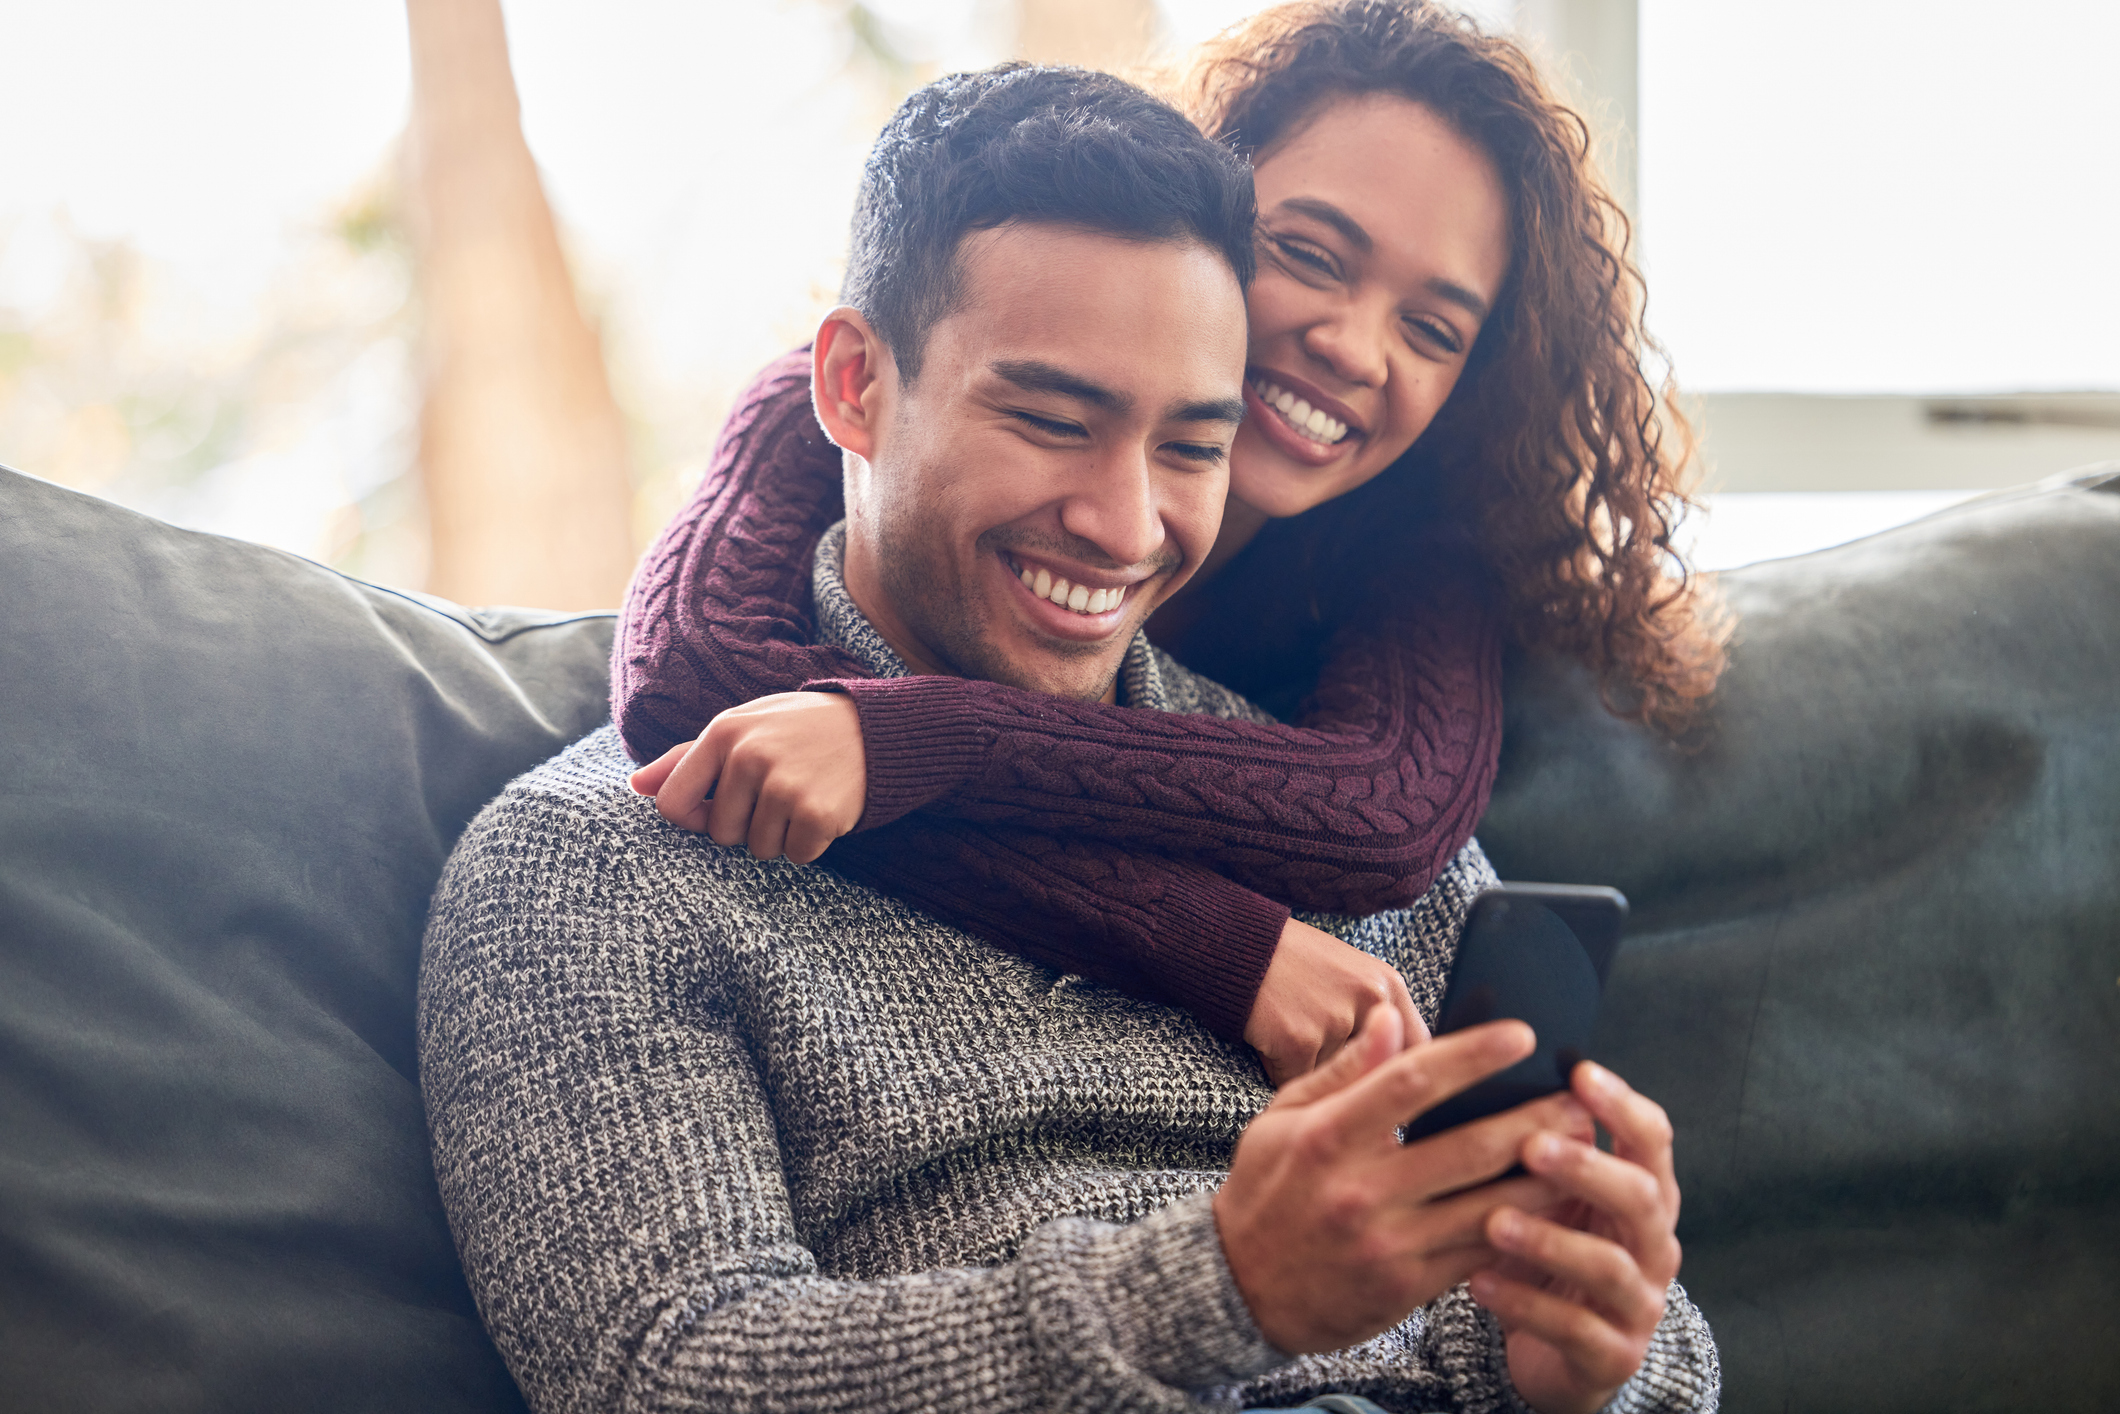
xmin=1021 ymin=1191 xmax=1285 ymax=1395
xmin=1144 ymin=872 xmax=1290 ymax=1045
xmin=1426 ymin=1282 xmax=1538 ymax=1414
xmin=1601 ymin=1283 xmax=1721 ymax=1414
xmin=805 ymin=676 xmax=994 ymax=832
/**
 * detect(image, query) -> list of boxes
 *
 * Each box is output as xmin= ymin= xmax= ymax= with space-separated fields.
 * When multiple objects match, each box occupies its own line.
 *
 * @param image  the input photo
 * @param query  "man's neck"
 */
xmin=840 ymin=519 xmax=955 ymax=680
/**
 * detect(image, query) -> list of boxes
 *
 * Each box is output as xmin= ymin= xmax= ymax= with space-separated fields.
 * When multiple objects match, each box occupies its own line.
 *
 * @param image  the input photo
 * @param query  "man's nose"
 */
xmin=1056 ymin=440 xmax=1164 ymax=571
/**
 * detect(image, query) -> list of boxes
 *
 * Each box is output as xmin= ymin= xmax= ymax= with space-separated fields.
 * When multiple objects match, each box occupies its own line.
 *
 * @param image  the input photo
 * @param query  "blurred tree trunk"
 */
xmin=1011 ymin=0 xmax=1161 ymax=71
xmin=404 ymin=0 xmax=635 ymax=610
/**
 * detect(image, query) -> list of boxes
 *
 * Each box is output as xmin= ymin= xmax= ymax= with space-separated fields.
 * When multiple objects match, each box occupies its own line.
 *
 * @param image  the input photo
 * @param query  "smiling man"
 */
xmin=825 ymin=220 xmax=1247 ymax=702
xmin=419 ymin=64 xmax=1717 ymax=1414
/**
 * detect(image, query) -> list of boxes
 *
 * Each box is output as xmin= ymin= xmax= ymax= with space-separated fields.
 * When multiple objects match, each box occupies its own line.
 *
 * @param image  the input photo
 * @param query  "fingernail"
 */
xmin=1527 ymin=1133 xmax=1563 ymax=1166
xmin=1469 ymin=1271 xmax=1498 ymax=1304
xmin=1492 ymin=1211 xmax=1523 ymax=1244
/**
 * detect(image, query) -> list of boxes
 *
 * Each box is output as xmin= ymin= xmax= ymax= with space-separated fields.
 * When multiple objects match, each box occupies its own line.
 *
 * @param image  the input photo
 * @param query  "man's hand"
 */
xmin=1244 ymin=917 xmax=1429 ymax=1086
xmin=1215 ymin=1010 xmax=1595 ymax=1355
xmin=1469 ymin=1062 xmax=1685 ymax=1414
xmin=628 ymin=692 xmax=867 ymax=863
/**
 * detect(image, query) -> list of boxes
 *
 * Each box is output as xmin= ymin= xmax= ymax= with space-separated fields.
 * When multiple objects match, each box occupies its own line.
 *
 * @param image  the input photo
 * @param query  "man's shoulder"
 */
xmin=428 ymin=725 xmax=762 ymax=955
xmin=434 ymin=724 xmax=847 ymax=921
xmin=449 ymin=724 xmax=644 ymax=862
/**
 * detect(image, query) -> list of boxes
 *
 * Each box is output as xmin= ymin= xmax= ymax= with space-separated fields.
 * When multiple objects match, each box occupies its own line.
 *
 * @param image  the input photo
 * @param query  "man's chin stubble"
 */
xmin=882 ymin=562 xmax=1126 ymax=703
xmin=929 ymin=615 xmax=1123 ymax=703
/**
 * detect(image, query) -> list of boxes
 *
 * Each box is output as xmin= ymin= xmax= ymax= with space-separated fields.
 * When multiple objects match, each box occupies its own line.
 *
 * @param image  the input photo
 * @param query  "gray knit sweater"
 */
xmin=418 ymin=527 xmax=1719 ymax=1414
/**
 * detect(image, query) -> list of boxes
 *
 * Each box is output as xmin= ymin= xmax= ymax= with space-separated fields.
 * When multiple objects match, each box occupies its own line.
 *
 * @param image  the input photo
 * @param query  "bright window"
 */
xmin=1639 ymin=0 xmax=2120 ymax=394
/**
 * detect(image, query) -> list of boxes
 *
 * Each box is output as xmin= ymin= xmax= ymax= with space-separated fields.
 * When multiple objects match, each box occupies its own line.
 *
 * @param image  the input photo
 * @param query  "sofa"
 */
xmin=2 ymin=460 xmax=2114 ymax=1413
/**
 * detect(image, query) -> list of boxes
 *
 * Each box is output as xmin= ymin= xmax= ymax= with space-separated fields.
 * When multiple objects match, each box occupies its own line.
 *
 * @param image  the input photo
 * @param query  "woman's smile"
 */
xmin=1244 ymin=366 xmax=1367 ymax=466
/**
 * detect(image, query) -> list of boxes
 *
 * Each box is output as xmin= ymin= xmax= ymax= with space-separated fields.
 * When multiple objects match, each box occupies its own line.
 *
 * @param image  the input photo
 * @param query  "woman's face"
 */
xmin=1232 ymin=92 xmax=1512 ymax=521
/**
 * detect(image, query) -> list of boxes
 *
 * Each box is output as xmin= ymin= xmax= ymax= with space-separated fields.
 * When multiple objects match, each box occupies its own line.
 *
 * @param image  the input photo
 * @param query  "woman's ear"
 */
xmin=811 ymin=308 xmax=890 ymax=460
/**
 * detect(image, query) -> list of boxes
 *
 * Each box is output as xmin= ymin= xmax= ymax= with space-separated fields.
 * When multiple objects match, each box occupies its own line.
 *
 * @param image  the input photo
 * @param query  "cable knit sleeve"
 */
xmin=610 ymin=349 xmax=1501 ymax=1035
xmin=825 ymin=584 xmax=1501 ymax=916
xmin=613 ymin=349 xmax=1503 ymax=910
xmin=612 ymin=347 xmax=870 ymax=756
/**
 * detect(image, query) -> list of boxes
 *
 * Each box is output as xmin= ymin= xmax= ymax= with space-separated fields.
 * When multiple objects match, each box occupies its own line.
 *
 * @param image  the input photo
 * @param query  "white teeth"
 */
xmin=1254 ymin=379 xmax=1350 ymax=445
xmin=1009 ymin=555 xmax=1126 ymax=616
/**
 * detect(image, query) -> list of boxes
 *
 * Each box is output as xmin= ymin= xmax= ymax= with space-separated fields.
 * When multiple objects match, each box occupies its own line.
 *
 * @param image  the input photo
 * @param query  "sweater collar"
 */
xmin=810 ymin=521 xmax=1177 ymax=712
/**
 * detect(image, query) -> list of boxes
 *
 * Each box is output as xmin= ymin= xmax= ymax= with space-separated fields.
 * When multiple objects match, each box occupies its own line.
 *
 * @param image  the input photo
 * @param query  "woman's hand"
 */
xmin=1244 ymin=917 xmax=1430 ymax=1086
xmin=628 ymin=691 xmax=867 ymax=863
xmin=1469 ymin=1061 xmax=1685 ymax=1414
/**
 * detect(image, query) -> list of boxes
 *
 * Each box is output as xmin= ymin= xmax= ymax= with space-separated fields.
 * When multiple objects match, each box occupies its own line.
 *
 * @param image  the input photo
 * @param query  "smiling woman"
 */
xmin=1177 ymin=0 xmax=1723 ymax=725
xmin=1203 ymin=89 xmax=1513 ymax=576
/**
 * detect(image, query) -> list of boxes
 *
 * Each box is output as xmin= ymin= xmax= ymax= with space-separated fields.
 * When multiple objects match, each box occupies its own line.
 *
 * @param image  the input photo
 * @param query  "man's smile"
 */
xmin=999 ymin=549 xmax=1146 ymax=641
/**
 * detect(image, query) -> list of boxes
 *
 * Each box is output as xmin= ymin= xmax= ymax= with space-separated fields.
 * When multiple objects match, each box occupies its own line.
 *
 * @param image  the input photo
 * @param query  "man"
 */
xmin=419 ymin=65 xmax=1716 ymax=1414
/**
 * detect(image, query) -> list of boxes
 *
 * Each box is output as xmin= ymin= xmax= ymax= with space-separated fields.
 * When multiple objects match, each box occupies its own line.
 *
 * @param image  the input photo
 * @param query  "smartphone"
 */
xmin=1402 ymin=882 xmax=1627 ymax=1141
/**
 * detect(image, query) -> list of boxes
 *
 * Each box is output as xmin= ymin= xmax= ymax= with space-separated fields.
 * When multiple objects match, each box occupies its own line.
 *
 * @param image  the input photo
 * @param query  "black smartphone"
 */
xmin=1402 ymin=882 xmax=1627 ymax=1141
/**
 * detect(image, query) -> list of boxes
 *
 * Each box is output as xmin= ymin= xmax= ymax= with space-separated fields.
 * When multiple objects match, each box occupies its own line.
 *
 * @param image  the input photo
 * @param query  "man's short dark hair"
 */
xmin=842 ymin=63 xmax=1257 ymax=382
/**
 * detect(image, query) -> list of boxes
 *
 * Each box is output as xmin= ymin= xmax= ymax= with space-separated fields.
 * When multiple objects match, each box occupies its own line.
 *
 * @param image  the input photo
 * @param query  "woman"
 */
xmin=617 ymin=0 xmax=1724 ymax=1082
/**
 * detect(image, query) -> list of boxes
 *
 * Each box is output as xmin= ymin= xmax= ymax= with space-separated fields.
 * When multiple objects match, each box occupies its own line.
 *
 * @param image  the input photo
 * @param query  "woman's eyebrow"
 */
xmin=1278 ymin=196 xmax=1372 ymax=253
xmin=1277 ymin=196 xmax=1491 ymax=321
xmin=1431 ymin=279 xmax=1489 ymax=322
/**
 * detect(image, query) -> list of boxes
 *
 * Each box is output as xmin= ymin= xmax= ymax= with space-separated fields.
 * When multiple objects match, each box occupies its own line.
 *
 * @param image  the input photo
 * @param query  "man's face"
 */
xmin=839 ymin=223 xmax=1249 ymax=702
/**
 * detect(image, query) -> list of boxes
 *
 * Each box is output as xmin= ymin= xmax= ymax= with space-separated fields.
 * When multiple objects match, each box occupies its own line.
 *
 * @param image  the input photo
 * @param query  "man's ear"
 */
xmin=812 ymin=307 xmax=891 ymax=460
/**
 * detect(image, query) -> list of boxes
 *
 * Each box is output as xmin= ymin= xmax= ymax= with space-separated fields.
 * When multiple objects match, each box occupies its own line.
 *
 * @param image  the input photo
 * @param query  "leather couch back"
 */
xmin=1482 ymin=468 xmax=2120 ymax=1413
xmin=0 ymin=465 xmax=613 ymax=1413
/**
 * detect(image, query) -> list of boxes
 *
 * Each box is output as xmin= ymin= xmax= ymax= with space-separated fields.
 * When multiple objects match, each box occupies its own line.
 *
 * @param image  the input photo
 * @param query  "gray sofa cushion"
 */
xmin=0 ymin=465 xmax=612 ymax=1413
xmin=1482 ymin=467 xmax=2120 ymax=1414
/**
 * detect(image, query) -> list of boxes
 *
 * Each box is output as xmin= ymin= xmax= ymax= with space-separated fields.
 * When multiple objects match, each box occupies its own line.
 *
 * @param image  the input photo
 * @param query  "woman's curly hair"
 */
xmin=1178 ymin=0 xmax=1727 ymax=730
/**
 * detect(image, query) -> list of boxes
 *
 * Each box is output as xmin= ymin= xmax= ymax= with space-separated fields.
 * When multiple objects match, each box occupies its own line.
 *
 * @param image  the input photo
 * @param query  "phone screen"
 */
xmin=1402 ymin=884 xmax=1626 ymax=1141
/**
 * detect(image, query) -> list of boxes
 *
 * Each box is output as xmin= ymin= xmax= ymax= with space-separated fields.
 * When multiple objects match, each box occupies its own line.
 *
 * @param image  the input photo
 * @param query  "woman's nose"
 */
xmin=1302 ymin=297 xmax=1391 ymax=390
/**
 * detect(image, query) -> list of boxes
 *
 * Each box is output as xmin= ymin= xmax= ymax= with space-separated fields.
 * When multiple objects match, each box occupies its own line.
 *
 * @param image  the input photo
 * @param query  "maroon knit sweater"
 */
xmin=613 ymin=348 xmax=1504 ymax=1041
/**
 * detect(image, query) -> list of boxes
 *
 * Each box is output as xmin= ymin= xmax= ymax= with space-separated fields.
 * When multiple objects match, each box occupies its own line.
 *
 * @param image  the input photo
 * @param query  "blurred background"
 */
xmin=3 ymin=0 xmax=2115 ymax=608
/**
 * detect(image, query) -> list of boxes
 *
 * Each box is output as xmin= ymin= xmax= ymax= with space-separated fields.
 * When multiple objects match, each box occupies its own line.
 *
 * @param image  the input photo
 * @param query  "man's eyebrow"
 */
xmin=1277 ymin=196 xmax=1492 ymax=322
xmin=992 ymin=359 xmax=1240 ymax=427
xmin=990 ymin=359 xmax=1129 ymax=412
xmin=1168 ymin=395 xmax=1246 ymax=426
